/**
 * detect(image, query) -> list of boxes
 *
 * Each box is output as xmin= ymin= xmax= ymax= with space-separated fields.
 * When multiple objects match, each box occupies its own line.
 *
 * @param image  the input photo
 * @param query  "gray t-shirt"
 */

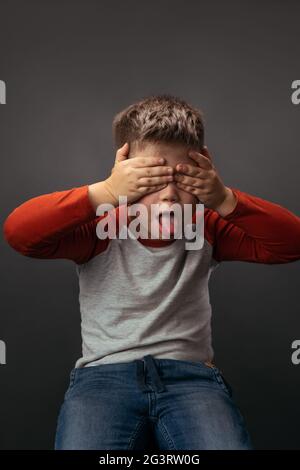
xmin=75 ymin=213 xmax=219 ymax=368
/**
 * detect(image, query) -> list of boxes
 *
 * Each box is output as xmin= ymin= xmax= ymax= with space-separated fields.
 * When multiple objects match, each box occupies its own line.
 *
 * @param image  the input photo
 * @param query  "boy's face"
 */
xmin=128 ymin=140 xmax=199 ymax=240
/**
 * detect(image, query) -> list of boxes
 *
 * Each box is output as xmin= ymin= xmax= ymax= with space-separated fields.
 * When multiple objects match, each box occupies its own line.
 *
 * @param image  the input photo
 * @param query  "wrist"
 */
xmin=213 ymin=187 xmax=238 ymax=217
xmin=88 ymin=180 xmax=119 ymax=211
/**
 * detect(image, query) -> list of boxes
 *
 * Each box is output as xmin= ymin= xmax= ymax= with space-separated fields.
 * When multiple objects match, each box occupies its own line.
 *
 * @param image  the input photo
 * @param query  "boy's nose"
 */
xmin=159 ymin=180 xmax=180 ymax=203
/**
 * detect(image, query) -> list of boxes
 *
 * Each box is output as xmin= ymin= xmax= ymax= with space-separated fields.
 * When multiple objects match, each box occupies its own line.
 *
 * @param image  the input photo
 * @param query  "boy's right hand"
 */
xmin=102 ymin=142 xmax=174 ymax=205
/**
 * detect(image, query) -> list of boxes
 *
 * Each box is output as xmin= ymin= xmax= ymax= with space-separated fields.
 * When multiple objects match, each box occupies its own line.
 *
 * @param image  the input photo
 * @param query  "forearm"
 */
xmin=3 ymin=185 xmax=96 ymax=255
xmin=211 ymin=187 xmax=300 ymax=263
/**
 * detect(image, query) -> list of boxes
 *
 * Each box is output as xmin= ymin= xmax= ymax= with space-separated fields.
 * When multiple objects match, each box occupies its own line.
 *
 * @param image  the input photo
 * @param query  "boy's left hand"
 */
xmin=174 ymin=146 xmax=235 ymax=212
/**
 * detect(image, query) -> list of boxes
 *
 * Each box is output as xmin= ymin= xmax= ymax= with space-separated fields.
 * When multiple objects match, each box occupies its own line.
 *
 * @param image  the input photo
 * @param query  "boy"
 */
xmin=3 ymin=94 xmax=300 ymax=450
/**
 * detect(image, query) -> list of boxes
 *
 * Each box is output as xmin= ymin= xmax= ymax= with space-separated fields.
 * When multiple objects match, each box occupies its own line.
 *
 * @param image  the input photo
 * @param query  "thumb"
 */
xmin=115 ymin=142 xmax=130 ymax=164
xmin=202 ymin=145 xmax=213 ymax=162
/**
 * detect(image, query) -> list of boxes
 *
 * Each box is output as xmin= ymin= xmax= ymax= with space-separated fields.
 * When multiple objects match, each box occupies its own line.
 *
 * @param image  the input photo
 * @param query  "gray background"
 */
xmin=0 ymin=0 xmax=299 ymax=450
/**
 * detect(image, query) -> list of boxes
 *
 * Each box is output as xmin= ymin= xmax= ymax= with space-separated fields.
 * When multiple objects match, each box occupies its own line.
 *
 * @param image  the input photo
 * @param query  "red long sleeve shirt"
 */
xmin=3 ymin=185 xmax=300 ymax=265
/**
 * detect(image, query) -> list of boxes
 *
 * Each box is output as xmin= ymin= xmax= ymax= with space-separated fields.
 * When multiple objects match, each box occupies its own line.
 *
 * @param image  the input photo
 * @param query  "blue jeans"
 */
xmin=54 ymin=355 xmax=253 ymax=450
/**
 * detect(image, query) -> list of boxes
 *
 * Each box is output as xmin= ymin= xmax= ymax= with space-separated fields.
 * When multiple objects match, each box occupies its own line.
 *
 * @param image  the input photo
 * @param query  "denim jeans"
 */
xmin=54 ymin=354 xmax=253 ymax=450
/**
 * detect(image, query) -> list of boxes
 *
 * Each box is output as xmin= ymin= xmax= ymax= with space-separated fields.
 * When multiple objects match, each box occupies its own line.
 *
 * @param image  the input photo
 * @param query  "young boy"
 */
xmin=3 ymin=94 xmax=300 ymax=451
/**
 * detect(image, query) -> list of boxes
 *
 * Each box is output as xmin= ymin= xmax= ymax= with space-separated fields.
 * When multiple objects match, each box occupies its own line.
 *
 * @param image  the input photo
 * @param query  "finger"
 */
xmin=136 ymin=165 xmax=174 ymax=178
xmin=187 ymin=150 xmax=212 ymax=170
xmin=174 ymin=173 xmax=206 ymax=188
xmin=115 ymin=142 xmax=130 ymax=163
xmin=130 ymin=156 xmax=166 ymax=167
xmin=175 ymin=163 xmax=207 ymax=178
xmin=201 ymin=145 xmax=214 ymax=163
xmin=138 ymin=174 xmax=174 ymax=187
xmin=175 ymin=181 xmax=202 ymax=195
xmin=139 ymin=184 xmax=167 ymax=193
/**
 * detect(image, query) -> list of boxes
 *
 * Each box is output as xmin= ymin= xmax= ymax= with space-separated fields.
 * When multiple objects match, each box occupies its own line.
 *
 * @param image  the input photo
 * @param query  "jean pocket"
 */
xmin=212 ymin=367 xmax=233 ymax=397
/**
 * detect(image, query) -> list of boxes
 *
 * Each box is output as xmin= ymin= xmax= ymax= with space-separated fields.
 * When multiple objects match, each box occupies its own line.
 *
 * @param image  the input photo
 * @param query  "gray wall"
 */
xmin=0 ymin=0 xmax=299 ymax=449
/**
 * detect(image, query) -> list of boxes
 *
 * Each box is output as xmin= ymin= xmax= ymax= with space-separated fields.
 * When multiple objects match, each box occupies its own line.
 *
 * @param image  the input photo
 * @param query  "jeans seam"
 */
xmin=127 ymin=416 xmax=149 ymax=450
xmin=156 ymin=418 xmax=176 ymax=450
xmin=212 ymin=368 xmax=232 ymax=397
xmin=70 ymin=368 xmax=77 ymax=386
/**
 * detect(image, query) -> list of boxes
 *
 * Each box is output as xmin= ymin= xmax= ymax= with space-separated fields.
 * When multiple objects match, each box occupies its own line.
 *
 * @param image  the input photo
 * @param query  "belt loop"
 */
xmin=136 ymin=360 xmax=149 ymax=392
xmin=143 ymin=355 xmax=166 ymax=393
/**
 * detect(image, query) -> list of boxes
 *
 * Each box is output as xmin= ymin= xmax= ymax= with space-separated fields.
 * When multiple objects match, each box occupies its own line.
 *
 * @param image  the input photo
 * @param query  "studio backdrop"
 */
xmin=0 ymin=0 xmax=300 ymax=450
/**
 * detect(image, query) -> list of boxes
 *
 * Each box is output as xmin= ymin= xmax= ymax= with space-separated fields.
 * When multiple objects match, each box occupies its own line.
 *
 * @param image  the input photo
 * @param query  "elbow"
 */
xmin=3 ymin=212 xmax=32 ymax=255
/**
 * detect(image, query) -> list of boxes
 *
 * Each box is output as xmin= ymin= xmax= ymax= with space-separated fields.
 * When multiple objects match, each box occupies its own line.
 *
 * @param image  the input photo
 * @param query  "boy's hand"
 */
xmin=102 ymin=142 xmax=174 ymax=205
xmin=174 ymin=146 xmax=237 ymax=215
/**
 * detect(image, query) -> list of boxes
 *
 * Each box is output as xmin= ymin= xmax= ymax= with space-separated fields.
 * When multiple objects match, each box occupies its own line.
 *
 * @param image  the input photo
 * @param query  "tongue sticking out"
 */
xmin=158 ymin=213 xmax=177 ymax=237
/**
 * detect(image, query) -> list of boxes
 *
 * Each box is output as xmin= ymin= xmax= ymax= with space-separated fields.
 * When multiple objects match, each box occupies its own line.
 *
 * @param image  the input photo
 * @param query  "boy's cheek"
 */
xmin=181 ymin=194 xmax=198 ymax=206
xmin=133 ymin=195 xmax=155 ymax=208
xmin=128 ymin=196 xmax=153 ymax=222
xmin=134 ymin=195 xmax=148 ymax=205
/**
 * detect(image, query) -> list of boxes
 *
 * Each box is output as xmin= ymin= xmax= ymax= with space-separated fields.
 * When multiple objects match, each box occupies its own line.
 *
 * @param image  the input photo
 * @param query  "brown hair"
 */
xmin=112 ymin=94 xmax=205 ymax=152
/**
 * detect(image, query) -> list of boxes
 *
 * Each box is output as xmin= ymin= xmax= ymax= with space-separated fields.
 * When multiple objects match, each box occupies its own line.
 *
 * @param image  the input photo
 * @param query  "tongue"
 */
xmin=159 ymin=214 xmax=176 ymax=236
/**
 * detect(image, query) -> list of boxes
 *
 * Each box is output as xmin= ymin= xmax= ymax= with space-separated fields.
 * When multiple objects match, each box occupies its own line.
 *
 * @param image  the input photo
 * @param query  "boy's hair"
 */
xmin=112 ymin=94 xmax=205 ymax=152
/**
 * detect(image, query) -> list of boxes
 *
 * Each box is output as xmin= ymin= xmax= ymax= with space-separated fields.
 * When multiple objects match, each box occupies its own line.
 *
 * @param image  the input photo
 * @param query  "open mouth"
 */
xmin=158 ymin=212 xmax=176 ymax=236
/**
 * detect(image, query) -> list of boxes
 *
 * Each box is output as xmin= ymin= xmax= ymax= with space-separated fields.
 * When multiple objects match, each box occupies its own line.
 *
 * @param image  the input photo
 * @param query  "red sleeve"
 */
xmin=204 ymin=187 xmax=300 ymax=264
xmin=3 ymin=185 xmax=110 ymax=265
